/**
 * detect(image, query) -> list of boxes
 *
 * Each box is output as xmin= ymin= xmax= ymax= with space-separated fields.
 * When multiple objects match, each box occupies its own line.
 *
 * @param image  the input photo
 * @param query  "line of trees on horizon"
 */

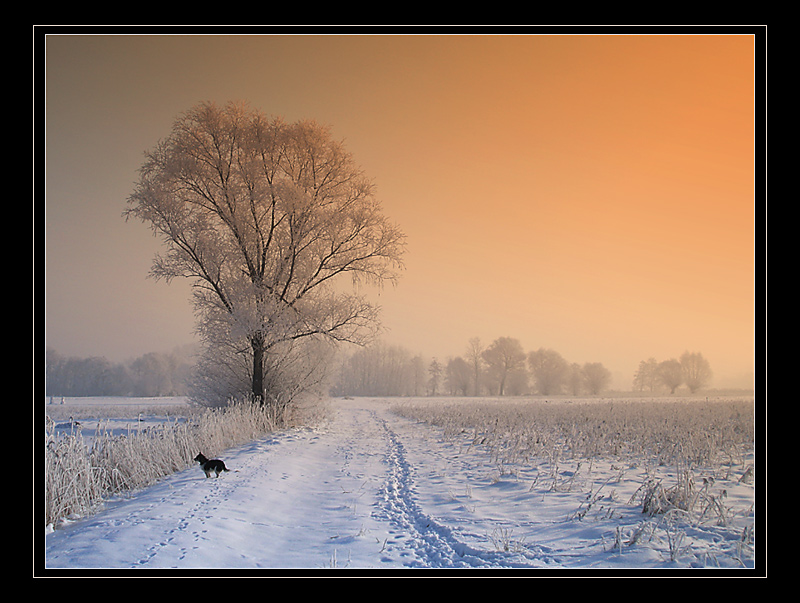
xmin=632 ymin=352 xmax=713 ymax=394
xmin=44 ymin=341 xmax=590 ymax=400
xmin=332 ymin=337 xmax=618 ymax=398
xmin=45 ymin=346 xmax=197 ymax=398
xmin=43 ymin=342 xmax=717 ymax=400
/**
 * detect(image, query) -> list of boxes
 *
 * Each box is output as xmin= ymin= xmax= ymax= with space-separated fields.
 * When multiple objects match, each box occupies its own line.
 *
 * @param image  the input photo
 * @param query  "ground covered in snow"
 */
xmin=42 ymin=397 xmax=757 ymax=574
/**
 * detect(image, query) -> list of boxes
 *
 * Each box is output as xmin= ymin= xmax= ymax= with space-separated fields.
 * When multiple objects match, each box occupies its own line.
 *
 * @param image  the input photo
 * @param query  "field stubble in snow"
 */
xmin=43 ymin=395 xmax=756 ymax=572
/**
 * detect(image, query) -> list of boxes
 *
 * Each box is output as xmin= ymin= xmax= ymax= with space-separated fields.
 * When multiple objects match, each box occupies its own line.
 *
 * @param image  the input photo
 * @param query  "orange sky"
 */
xmin=43 ymin=31 xmax=759 ymax=388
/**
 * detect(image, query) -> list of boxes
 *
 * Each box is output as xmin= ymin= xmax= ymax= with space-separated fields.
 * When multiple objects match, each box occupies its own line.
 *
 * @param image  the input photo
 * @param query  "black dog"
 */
xmin=194 ymin=453 xmax=230 ymax=478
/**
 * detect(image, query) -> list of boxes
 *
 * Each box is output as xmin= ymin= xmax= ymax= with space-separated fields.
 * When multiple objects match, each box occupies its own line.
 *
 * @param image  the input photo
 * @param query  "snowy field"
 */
xmin=42 ymin=396 xmax=757 ymax=574
xmin=46 ymin=396 xmax=192 ymax=442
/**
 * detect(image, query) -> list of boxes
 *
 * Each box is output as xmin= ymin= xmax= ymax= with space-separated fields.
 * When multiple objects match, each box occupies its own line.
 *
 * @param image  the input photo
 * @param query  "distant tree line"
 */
xmin=332 ymin=336 xmax=615 ymax=397
xmin=632 ymin=352 xmax=713 ymax=394
xmin=45 ymin=346 xmax=196 ymax=398
xmin=45 ymin=343 xmax=714 ymax=400
xmin=331 ymin=342 xmax=427 ymax=397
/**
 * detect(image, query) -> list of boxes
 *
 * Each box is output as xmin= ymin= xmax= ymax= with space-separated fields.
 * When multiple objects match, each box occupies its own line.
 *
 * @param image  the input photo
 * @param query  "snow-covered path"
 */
xmin=44 ymin=398 xmax=755 ymax=572
xmin=45 ymin=399 xmax=398 ymax=569
xmin=44 ymin=398 xmax=543 ymax=570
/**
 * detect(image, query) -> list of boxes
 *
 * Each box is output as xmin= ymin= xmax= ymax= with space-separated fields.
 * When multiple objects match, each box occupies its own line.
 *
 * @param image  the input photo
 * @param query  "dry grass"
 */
xmin=392 ymin=396 xmax=756 ymax=565
xmin=392 ymin=396 xmax=754 ymax=514
xmin=44 ymin=399 xmax=298 ymax=528
xmin=392 ymin=397 xmax=754 ymax=473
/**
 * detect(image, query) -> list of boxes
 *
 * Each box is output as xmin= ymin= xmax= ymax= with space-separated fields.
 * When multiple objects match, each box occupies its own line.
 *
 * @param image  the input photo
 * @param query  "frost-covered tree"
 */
xmin=428 ymin=358 xmax=442 ymax=396
xmin=633 ymin=358 xmax=661 ymax=392
xmin=125 ymin=101 xmax=405 ymax=406
xmin=680 ymin=351 xmax=713 ymax=393
xmin=445 ymin=356 xmax=471 ymax=396
xmin=582 ymin=362 xmax=611 ymax=395
xmin=465 ymin=337 xmax=485 ymax=396
xmin=528 ymin=348 xmax=569 ymax=395
xmin=482 ymin=337 xmax=527 ymax=396
xmin=659 ymin=359 xmax=684 ymax=394
xmin=566 ymin=363 xmax=584 ymax=395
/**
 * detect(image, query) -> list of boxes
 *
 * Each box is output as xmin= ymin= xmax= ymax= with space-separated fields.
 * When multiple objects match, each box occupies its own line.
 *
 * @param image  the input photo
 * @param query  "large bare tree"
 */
xmin=125 ymin=102 xmax=405 ymax=405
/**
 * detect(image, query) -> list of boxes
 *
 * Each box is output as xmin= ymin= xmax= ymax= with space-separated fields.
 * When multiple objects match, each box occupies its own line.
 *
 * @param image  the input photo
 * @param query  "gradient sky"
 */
xmin=42 ymin=30 xmax=759 ymax=389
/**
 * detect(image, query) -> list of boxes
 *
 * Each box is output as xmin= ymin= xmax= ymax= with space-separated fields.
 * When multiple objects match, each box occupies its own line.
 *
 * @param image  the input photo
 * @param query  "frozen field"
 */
xmin=47 ymin=395 xmax=189 ymax=429
xmin=42 ymin=396 xmax=756 ymax=573
xmin=46 ymin=396 xmax=193 ymax=442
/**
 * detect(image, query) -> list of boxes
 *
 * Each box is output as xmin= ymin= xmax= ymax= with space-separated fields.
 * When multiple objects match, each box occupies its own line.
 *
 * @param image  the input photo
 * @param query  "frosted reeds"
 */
xmin=44 ymin=400 xmax=289 ymax=529
xmin=392 ymin=397 xmax=754 ymax=510
xmin=393 ymin=396 xmax=755 ymax=565
xmin=393 ymin=397 xmax=753 ymax=471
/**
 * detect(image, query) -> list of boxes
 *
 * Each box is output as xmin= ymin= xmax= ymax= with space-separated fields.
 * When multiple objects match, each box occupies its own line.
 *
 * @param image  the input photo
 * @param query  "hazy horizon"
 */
xmin=42 ymin=30 xmax=759 ymax=391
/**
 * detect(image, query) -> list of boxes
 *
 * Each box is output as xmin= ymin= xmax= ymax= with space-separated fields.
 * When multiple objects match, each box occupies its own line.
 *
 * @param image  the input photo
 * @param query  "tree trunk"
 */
xmin=251 ymin=333 xmax=265 ymax=405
